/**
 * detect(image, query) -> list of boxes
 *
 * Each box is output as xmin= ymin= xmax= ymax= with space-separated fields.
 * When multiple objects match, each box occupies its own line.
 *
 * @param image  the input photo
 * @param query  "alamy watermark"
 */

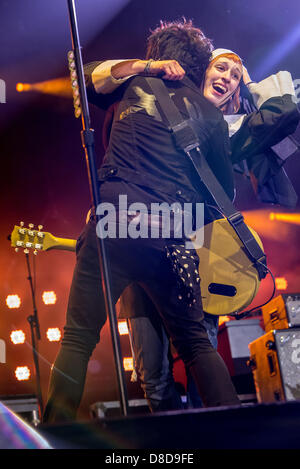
xmin=0 ymin=79 xmax=6 ymax=103
xmin=96 ymin=195 xmax=205 ymax=249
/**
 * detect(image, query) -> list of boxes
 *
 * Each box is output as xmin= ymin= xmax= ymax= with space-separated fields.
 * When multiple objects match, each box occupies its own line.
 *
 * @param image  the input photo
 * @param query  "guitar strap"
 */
xmin=146 ymin=77 xmax=268 ymax=280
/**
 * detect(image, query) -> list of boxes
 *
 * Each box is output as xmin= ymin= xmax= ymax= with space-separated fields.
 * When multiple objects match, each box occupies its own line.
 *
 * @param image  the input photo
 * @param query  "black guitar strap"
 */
xmin=146 ymin=77 xmax=268 ymax=280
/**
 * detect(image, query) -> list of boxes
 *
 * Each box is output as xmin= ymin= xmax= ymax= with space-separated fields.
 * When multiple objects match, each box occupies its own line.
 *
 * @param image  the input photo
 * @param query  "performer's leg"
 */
xmin=129 ymin=315 xmax=183 ymax=411
xmin=43 ymin=221 xmax=127 ymax=423
xmin=186 ymin=313 xmax=219 ymax=408
xmin=42 ymin=329 xmax=99 ymax=423
xmin=141 ymin=243 xmax=239 ymax=408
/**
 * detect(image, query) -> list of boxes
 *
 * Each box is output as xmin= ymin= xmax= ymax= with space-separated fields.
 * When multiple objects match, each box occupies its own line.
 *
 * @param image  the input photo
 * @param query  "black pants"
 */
xmin=43 ymin=199 xmax=239 ymax=423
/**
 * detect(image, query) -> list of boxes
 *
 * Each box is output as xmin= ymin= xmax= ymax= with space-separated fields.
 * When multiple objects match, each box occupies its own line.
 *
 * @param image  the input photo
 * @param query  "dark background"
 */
xmin=0 ymin=0 xmax=300 ymax=420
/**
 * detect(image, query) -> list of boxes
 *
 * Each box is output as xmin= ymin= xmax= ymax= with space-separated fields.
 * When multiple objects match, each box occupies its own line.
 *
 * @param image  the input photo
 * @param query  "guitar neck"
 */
xmin=48 ymin=236 xmax=76 ymax=252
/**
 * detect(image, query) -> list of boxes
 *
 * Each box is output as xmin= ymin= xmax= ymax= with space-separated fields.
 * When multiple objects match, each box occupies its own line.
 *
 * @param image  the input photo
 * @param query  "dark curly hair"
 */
xmin=145 ymin=18 xmax=213 ymax=87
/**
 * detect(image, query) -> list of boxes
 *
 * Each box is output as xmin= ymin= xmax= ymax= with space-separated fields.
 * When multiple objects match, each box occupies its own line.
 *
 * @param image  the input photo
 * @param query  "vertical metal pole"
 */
xmin=25 ymin=252 xmax=44 ymax=421
xmin=66 ymin=0 xmax=129 ymax=416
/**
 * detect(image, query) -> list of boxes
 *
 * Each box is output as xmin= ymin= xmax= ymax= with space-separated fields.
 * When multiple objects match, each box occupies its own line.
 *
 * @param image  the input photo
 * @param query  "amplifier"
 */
xmin=248 ymin=328 xmax=300 ymax=403
xmin=217 ymin=319 xmax=264 ymax=398
xmin=262 ymin=293 xmax=300 ymax=332
xmin=217 ymin=319 xmax=264 ymax=376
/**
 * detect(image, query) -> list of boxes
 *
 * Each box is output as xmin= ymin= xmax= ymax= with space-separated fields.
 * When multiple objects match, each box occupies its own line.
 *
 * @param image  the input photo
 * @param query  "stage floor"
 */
xmin=38 ymin=400 xmax=300 ymax=450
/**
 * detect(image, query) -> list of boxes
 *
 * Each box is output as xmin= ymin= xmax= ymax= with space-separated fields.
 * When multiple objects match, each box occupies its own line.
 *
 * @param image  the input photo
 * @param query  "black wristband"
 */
xmin=144 ymin=59 xmax=153 ymax=74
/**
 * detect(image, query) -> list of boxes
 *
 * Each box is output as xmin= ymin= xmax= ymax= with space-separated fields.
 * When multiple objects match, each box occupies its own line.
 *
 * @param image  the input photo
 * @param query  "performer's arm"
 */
xmin=229 ymin=71 xmax=300 ymax=163
xmin=91 ymin=59 xmax=185 ymax=94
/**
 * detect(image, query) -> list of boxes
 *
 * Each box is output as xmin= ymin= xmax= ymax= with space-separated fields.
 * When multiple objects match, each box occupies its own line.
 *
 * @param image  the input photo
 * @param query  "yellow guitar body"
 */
xmin=197 ymin=218 xmax=264 ymax=316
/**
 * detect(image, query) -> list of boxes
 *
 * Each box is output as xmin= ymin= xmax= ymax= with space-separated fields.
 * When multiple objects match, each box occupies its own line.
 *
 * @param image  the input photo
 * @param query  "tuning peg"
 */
xmin=68 ymin=50 xmax=75 ymax=61
xmin=38 ymin=225 xmax=43 ymax=231
xmin=15 ymin=248 xmax=19 ymax=253
xmin=20 ymin=221 xmax=24 ymax=227
xmin=24 ymin=248 xmax=29 ymax=254
xmin=28 ymin=223 xmax=34 ymax=229
xmin=33 ymin=250 xmax=38 ymax=255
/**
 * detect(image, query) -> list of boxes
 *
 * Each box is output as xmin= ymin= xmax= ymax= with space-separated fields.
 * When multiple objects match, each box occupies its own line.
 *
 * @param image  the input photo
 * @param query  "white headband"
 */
xmin=210 ymin=48 xmax=242 ymax=63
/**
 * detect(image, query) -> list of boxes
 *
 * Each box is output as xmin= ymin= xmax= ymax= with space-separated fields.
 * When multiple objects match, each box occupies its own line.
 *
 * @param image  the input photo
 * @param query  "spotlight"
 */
xmin=118 ymin=320 xmax=129 ymax=335
xmin=46 ymin=328 xmax=61 ymax=342
xmin=254 ymin=22 xmax=300 ymax=79
xmin=275 ymin=277 xmax=288 ymax=290
xmin=15 ymin=366 xmax=30 ymax=381
xmin=42 ymin=291 xmax=57 ymax=305
xmin=123 ymin=357 xmax=133 ymax=371
xmin=16 ymin=77 xmax=72 ymax=98
xmin=6 ymin=294 xmax=21 ymax=309
xmin=269 ymin=212 xmax=300 ymax=225
xmin=16 ymin=83 xmax=31 ymax=92
xmin=10 ymin=330 xmax=26 ymax=345
xmin=219 ymin=316 xmax=231 ymax=326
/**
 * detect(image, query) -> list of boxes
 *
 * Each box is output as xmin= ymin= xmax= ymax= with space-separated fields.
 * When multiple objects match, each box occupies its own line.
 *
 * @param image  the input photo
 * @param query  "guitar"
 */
xmin=10 ymin=219 xmax=264 ymax=316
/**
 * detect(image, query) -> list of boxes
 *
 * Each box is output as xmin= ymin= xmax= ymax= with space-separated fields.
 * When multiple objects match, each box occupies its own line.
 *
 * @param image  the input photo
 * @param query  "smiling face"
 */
xmin=203 ymin=55 xmax=243 ymax=108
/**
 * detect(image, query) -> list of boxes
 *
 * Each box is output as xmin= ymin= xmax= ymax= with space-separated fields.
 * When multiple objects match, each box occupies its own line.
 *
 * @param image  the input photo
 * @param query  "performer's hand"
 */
xmin=112 ymin=59 xmax=185 ymax=81
xmin=242 ymin=66 xmax=252 ymax=85
xmin=147 ymin=60 xmax=186 ymax=80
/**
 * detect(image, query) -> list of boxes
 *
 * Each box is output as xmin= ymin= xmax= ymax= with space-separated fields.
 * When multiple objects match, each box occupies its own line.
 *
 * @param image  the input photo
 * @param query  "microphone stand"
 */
xmin=25 ymin=252 xmax=43 ymax=422
xmin=66 ymin=0 xmax=129 ymax=416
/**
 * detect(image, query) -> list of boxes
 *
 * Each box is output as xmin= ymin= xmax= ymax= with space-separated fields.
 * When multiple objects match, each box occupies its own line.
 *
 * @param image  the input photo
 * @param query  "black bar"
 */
xmin=66 ymin=0 xmax=129 ymax=416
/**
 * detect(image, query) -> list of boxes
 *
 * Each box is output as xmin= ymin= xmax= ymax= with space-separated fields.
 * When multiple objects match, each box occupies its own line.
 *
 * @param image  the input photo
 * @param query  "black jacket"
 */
xmin=98 ymin=74 xmax=234 ymax=206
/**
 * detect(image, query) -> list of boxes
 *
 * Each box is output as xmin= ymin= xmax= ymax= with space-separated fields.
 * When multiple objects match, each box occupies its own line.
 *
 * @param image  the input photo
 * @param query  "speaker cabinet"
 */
xmin=261 ymin=293 xmax=300 ymax=332
xmin=249 ymin=328 xmax=300 ymax=403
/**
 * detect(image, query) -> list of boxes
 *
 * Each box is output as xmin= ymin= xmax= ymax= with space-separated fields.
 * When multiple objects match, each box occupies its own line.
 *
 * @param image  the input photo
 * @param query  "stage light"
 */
xmin=118 ymin=320 xmax=129 ymax=335
xmin=123 ymin=357 xmax=133 ymax=371
xmin=15 ymin=366 xmax=30 ymax=381
xmin=275 ymin=277 xmax=288 ymax=290
xmin=46 ymin=327 xmax=61 ymax=342
xmin=42 ymin=291 xmax=57 ymax=305
xmin=10 ymin=330 xmax=26 ymax=345
xmin=269 ymin=212 xmax=300 ymax=225
xmin=16 ymin=83 xmax=30 ymax=92
xmin=219 ymin=316 xmax=231 ymax=326
xmin=254 ymin=22 xmax=300 ymax=80
xmin=6 ymin=294 xmax=21 ymax=309
xmin=243 ymin=209 xmax=295 ymax=242
xmin=16 ymin=77 xmax=72 ymax=98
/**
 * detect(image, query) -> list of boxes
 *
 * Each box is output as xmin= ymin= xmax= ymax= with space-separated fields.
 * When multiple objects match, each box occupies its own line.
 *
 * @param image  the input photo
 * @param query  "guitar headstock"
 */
xmin=10 ymin=222 xmax=77 ymax=254
xmin=10 ymin=222 xmax=47 ymax=254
